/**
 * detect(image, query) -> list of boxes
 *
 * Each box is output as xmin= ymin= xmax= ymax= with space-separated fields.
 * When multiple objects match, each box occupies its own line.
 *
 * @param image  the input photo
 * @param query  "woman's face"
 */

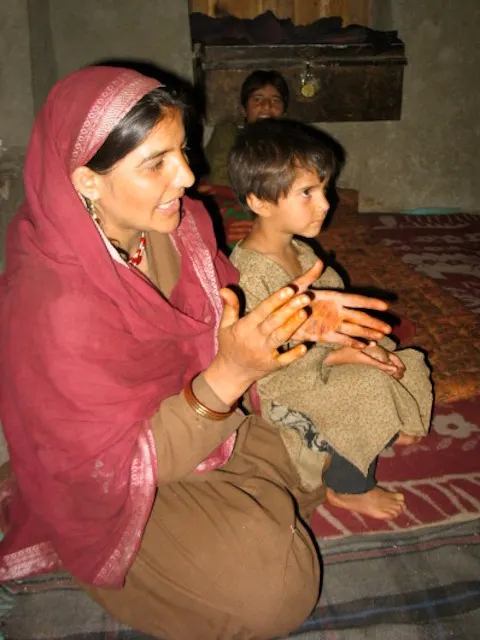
xmin=243 ymin=84 xmax=286 ymax=123
xmin=91 ymin=107 xmax=195 ymax=242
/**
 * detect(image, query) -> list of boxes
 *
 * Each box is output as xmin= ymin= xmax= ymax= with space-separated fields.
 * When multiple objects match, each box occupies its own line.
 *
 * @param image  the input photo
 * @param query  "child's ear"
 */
xmin=246 ymin=193 xmax=272 ymax=217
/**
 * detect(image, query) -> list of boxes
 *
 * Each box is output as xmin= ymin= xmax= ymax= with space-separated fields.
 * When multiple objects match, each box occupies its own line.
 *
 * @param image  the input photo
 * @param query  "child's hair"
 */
xmin=228 ymin=118 xmax=337 ymax=210
xmin=240 ymin=70 xmax=290 ymax=112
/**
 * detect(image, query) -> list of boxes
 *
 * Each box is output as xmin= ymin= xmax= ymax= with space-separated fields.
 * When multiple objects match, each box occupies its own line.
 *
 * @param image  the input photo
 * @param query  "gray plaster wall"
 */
xmin=2 ymin=0 xmax=479 ymax=210
xmin=28 ymin=0 xmax=58 ymax=115
xmin=49 ymin=0 xmax=193 ymax=84
xmin=0 ymin=0 xmax=35 ymax=147
xmin=322 ymin=0 xmax=480 ymax=212
xmin=1 ymin=0 xmax=194 ymax=145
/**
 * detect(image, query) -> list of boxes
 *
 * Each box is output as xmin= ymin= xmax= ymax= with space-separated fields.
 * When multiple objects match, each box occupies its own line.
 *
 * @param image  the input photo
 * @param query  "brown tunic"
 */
xmin=84 ymin=231 xmax=326 ymax=640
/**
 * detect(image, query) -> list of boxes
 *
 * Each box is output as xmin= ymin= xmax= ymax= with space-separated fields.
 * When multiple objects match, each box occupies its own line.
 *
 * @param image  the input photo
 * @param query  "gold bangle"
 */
xmin=184 ymin=378 xmax=237 ymax=421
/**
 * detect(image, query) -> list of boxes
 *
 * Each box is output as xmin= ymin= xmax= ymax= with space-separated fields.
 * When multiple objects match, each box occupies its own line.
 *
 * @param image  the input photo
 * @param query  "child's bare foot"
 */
xmin=326 ymin=486 xmax=406 ymax=520
xmin=395 ymin=432 xmax=423 ymax=446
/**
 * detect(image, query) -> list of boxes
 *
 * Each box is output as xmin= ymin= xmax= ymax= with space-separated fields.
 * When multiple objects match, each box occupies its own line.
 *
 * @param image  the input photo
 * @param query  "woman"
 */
xmin=0 ymin=66 xmax=391 ymax=639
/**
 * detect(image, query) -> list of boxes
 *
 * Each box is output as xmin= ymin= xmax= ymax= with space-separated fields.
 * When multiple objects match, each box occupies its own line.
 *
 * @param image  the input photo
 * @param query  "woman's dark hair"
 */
xmin=228 ymin=118 xmax=337 ymax=211
xmin=86 ymin=87 xmax=186 ymax=173
xmin=240 ymin=70 xmax=290 ymax=112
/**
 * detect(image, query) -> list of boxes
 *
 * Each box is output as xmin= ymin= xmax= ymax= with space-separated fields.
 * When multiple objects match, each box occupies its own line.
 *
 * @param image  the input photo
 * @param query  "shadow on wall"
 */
xmin=0 ymin=143 xmax=20 ymax=461
xmin=0 ymin=146 xmax=25 ymax=273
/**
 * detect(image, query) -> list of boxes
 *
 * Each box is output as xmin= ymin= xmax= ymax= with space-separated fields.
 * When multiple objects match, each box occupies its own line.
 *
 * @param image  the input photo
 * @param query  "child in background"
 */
xmin=204 ymin=70 xmax=289 ymax=187
xmin=229 ymin=119 xmax=433 ymax=519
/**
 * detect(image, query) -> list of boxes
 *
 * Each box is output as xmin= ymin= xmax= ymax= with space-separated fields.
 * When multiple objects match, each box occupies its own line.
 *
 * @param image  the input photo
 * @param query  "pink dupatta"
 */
xmin=0 ymin=67 xmax=238 ymax=586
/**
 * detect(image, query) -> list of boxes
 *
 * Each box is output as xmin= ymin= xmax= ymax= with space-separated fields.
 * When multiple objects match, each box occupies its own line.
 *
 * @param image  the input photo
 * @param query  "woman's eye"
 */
xmin=302 ymin=189 xmax=311 ymax=197
xmin=149 ymin=160 xmax=164 ymax=172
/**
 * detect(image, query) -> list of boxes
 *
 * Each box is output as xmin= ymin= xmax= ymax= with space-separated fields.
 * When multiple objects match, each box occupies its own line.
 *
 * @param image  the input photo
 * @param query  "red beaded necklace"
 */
xmin=127 ymin=232 xmax=147 ymax=266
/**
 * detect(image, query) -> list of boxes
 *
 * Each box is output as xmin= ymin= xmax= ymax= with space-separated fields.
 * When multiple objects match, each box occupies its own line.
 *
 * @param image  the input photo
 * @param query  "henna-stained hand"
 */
xmin=290 ymin=261 xmax=392 ymax=348
xmin=204 ymin=263 xmax=323 ymax=405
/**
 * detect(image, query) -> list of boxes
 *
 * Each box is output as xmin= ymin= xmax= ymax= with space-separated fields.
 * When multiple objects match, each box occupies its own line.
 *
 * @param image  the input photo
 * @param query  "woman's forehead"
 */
xmin=122 ymin=108 xmax=185 ymax=164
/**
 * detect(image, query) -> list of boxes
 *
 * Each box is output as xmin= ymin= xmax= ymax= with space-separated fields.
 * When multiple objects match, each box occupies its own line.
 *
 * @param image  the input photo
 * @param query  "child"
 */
xmin=228 ymin=119 xmax=433 ymax=520
xmin=204 ymin=70 xmax=289 ymax=187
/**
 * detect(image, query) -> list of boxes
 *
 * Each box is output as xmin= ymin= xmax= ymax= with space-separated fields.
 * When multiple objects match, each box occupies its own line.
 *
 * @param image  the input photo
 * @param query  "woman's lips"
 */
xmin=156 ymin=197 xmax=181 ymax=215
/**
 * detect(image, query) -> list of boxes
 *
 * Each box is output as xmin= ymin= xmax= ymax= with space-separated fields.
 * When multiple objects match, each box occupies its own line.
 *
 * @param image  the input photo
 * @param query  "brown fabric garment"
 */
xmin=140 ymin=230 xmax=181 ymax=298
xmin=84 ymin=417 xmax=325 ymax=640
xmin=82 ymin=231 xmax=326 ymax=638
xmin=151 ymin=379 xmax=245 ymax=484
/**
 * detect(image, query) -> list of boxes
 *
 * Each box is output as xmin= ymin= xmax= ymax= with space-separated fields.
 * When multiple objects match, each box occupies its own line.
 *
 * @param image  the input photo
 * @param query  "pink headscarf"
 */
xmin=0 ymin=67 xmax=238 ymax=586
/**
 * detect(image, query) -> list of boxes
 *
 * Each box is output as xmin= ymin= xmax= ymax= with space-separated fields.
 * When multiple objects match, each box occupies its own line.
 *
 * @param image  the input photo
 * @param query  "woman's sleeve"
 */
xmin=151 ymin=374 xmax=246 ymax=484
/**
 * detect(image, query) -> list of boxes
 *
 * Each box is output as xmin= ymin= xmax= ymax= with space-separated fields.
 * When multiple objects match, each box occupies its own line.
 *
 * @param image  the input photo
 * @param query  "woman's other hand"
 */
xmin=291 ymin=261 xmax=392 ymax=348
xmin=196 ymin=183 xmax=215 ymax=195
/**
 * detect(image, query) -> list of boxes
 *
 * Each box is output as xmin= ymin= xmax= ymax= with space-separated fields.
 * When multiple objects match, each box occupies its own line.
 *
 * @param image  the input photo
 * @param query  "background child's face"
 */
xmin=243 ymin=84 xmax=286 ymax=123
xmin=262 ymin=168 xmax=330 ymax=238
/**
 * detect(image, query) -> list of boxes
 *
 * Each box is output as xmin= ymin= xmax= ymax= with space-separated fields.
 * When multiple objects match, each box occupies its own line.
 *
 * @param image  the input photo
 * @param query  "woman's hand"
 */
xmin=196 ymin=183 xmax=215 ymax=195
xmin=204 ymin=283 xmax=317 ymax=406
xmin=290 ymin=261 xmax=392 ymax=348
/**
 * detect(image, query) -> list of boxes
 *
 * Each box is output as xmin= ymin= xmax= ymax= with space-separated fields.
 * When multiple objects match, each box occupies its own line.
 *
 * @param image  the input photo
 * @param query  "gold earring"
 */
xmin=83 ymin=195 xmax=100 ymax=224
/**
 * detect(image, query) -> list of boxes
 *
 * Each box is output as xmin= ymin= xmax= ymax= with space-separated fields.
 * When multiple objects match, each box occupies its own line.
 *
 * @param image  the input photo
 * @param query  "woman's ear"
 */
xmin=246 ymin=193 xmax=272 ymax=217
xmin=71 ymin=166 xmax=101 ymax=201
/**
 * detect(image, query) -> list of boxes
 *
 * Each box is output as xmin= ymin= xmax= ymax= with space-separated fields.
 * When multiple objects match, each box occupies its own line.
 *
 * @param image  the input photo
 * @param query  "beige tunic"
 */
xmin=230 ymin=239 xmax=433 ymax=489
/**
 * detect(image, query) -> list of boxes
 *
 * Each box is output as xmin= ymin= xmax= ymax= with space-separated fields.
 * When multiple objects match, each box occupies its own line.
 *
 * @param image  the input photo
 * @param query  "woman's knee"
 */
xmin=231 ymin=527 xmax=321 ymax=637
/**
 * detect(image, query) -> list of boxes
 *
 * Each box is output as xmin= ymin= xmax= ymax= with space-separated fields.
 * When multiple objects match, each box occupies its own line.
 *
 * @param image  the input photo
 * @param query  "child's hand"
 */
xmin=324 ymin=343 xmax=405 ymax=379
xmin=362 ymin=342 xmax=390 ymax=363
xmin=362 ymin=342 xmax=405 ymax=379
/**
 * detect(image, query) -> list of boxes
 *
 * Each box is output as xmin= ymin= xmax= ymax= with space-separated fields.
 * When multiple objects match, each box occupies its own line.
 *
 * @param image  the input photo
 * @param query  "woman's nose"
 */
xmin=174 ymin=154 xmax=195 ymax=189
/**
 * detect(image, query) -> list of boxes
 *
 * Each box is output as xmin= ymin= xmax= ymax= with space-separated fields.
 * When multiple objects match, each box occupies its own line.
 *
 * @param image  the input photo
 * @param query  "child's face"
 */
xmin=261 ymin=167 xmax=330 ymax=239
xmin=243 ymin=84 xmax=286 ymax=123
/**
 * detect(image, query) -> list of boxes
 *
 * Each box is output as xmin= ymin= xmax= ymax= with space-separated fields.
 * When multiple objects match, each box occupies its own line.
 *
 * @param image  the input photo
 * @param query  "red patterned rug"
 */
xmin=209 ymin=186 xmax=480 ymax=538
xmin=311 ymin=396 xmax=480 ymax=537
xmin=311 ymin=211 xmax=480 ymax=538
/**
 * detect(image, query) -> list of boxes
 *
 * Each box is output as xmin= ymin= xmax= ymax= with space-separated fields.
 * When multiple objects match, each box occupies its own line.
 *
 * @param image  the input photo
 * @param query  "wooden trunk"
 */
xmin=193 ymin=40 xmax=407 ymax=124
